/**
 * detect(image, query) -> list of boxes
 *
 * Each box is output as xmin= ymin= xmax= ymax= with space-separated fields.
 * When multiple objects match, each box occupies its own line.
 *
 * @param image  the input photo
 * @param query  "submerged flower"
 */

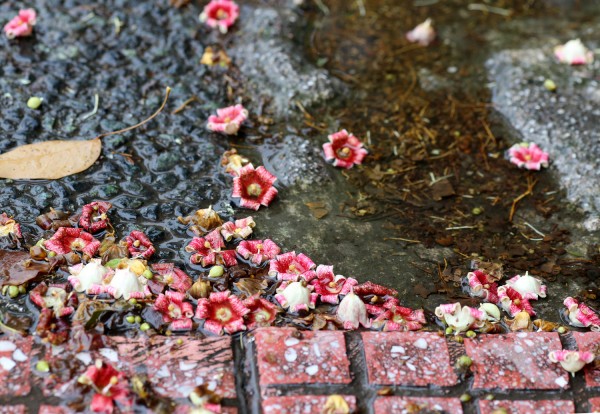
xmin=336 ymin=290 xmax=370 ymax=330
xmin=221 ymin=149 xmax=250 ymax=176
xmin=199 ymin=0 xmax=240 ymax=34
xmin=406 ymin=18 xmax=435 ymax=46
xmin=178 ymin=206 xmax=224 ymax=236
xmin=79 ymin=202 xmax=112 ymax=233
xmin=196 ymin=290 xmax=249 ymax=335
xmin=434 ymin=303 xmax=486 ymax=333
xmin=151 ymin=263 xmax=192 ymax=293
xmin=275 ymin=281 xmax=317 ymax=313
xmin=0 ymin=213 xmax=22 ymax=238
xmin=68 ymin=259 xmax=109 ymax=293
xmin=466 ymin=270 xmax=499 ymax=303
xmin=548 ymin=350 xmax=595 ymax=375
xmin=243 ymin=295 xmax=278 ymax=329
xmin=125 ymin=230 xmax=155 ymax=259
xmin=207 ymin=104 xmax=248 ymax=135
xmin=498 ymin=286 xmax=535 ymax=316
xmin=29 ymin=282 xmax=75 ymax=318
xmin=554 ymin=39 xmax=594 ymax=65
xmin=323 ymin=130 xmax=368 ymax=169
xmin=154 ymin=291 xmax=194 ymax=330
xmin=220 ymin=216 xmax=255 ymax=241
xmin=311 ymin=265 xmax=357 ymax=304
xmin=507 ymin=143 xmax=549 ymax=170
xmin=78 ymin=360 xmax=132 ymax=414
xmin=504 ymin=272 xmax=547 ymax=300
xmin=374 ymin=302 xmax=426 ymax=332
xmin=236 ymin=239 xmax=280 ymax=265
xmin=232 ymin=164 xmax=278 ymax=210
xmin=564 ymin=297 xmax=600 ymax=331
xmin=45 ymin=227 xmax=101 ymax=257
xmin=185 ymin=229 xmax=237 ymax=267
xmin=268 ymin=251 xmax=316 ymax=282
xmin=4 ymin=9 xmax=36 ymax=39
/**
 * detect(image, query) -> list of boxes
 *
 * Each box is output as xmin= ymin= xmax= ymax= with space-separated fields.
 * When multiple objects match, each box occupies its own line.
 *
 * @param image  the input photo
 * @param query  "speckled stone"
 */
xmin=254 ymin=328 xmax=351 ymax=388
xmin=478 ymin=399 xmax=575 ymax=414
xmin=262 ymin=395 xmax=357 ymax=414
xmin=374 ymin=397 xmax=463 ymax=414
xmin=572 ymin=332 xmax=600 ymax=388
xmin=361 ymin=331 xmax=458 ymax=386
xmin=39 ymin=407 xmax=73 ymax=414
xmin=465 ymin=332 xmax=569 ymax=390
xmin=0 ymin=406 xmax=26 ymax=414
xmin=0 ymin=337 xmax=32 ymax=397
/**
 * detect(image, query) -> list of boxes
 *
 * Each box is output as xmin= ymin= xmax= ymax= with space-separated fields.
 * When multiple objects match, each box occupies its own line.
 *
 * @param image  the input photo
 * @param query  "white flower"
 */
xmin=554 ymin=39 xmax=594 ymax=65
xmin=275 ymin=281 xmax=315 ymax=312
xmin=435 ymin=303 xmax=485 ymax=333
xmin=549 ymin=350 xmax=595 ymax=375
xmin=505 ymin=272 xmax=546 ymax=300
xmin=336 ymin=290 xmax=370 ymax=329
xmin=406 ymin=18 xmax=436 ymax=46
xmin=68 ymin=259 xmax=107 ymax=293
xmin=479 ymin=303 xmax=501 ymax=321
xmin=108 ymin=267 xmax=144 ymax=299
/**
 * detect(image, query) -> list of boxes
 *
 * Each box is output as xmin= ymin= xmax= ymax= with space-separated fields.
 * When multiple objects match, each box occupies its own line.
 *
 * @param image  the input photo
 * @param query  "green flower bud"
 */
xmin=27 ymin=97 xmax=43 ymax=110
xmin=208 ymin=265 xmax=224 ymax=278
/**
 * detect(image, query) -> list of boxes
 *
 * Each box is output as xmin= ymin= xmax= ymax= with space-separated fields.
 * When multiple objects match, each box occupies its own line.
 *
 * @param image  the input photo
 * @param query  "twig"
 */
xmin=524 ymin=221 xmax=545 ymax=237
xmin=446 ymin=226 xmax=476 ymax=230
xmin=384 ymin=237 xmax=420 ymax=243
xmin=467 ymin=3 xmax=512 ymax=16
xmin=356 ymin=0 xmax=366 ymax=16
xmin=509 ymin=176 xmax=538 ymax=222
xmin=79 ymin=94 xmax=99 ymax=122
xmin=171 ymin=96 xmax=198 ymax=115
xmin=314 ymin=0 xmax=330 ymax=15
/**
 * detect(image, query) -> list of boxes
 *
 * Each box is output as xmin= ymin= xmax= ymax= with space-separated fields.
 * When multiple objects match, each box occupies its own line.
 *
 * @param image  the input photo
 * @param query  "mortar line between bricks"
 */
xmin=345 ymin=331 xmax=376 ymax=414
xmin=243 ymin=332 xmax=263 ymax=414
xmin=232 ymin=332 xmax=251 ymax=414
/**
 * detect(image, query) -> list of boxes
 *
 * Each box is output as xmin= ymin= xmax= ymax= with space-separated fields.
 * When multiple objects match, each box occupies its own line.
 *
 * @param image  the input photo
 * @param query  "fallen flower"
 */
xmin=507 ymin=142 xmax=549 ymax=170
xmin=125 ymin=230 xmax=155 ymax=259
xmin=196 ymin=290 xmax=249 ymax=335
xmin=311 ymin=265 xmax=357 ymax=304
xmin=236 ymin=239 xmax=280 ymax=265
xmin=275 ymin=281 xmax=317 ymax=313
xmin=207 ymin=104 xmax=248 ymax=135
xmin=504 ymin=272 xmax=547 ymax=300
xmin=554 ymin=39 xmax=594 ymax=65
xmin=564 ymin=297 xmax=600 ymax=331
xmin=199 ymin=0 xmax=240 ymax=34
xmin=268 ymin=251 xmax=316 ymax=282
xmin=466 ymin=270 xmax=499 ymax=303
xmin=88 ymin=261 xmax=150 ymax=300
xmin=68 ymin=260 xmax=108 ymax=293
xmin=353 ymin=281 xmax=398 ymax=297
xmin=4 ymin=9 xmax=36 ymax=39
xmin=434 ymin=303 xmax=486 ymax=333
xmin=323 ymin=130 xmax=368 ymax=169
xmin=221 ymin=148 xmax=250 ymax=176
xmin=406 ymin=18 xmax=435 ymax=46
xmin=45 ymin=227 xmax=100 ymax=257
xmin=29 ymin=282 xmax=75 ymax=317
xmin=185 ymin=229 xmax=237 ymax=267
xmin=78 ymin=360 xmax=132 ymax=414
xmin=479 ymin=303 xmax=501 ymax=321
xmin=548 ymin=350 xmax=595 ymax=375
xmin=498 ymin=286 xmax=536 ymax=316
xmin=504 ymin=311 xmax=534 ymax=332
xmin=36 ymin=307 xmax=70 ymax=345
xmin=374 ymin=302 xmax=426 ymax=332
xmin=336 ymin=289 xmax=370 ymax=329
xmin=154 ymin=291 xmax=194 ymax=330
xmin=243 ymin=295 xmax=278 ymax=329
xmin=79 ymin=202 xmax=112 ymax=233
xmin=151 ymin=263 xmax=192 ymax=293
xmin=0 ymin=213 xmax=22 ymax=238
xmin=178 ymin=206 xmax=224 ymax=236
xmin=200 ymin=46 xmax=231 ymax=67
xmin=220 ymin=216 xmax=255 ymax=241
xmin=232 ymin=164 xmax=278 ymax=210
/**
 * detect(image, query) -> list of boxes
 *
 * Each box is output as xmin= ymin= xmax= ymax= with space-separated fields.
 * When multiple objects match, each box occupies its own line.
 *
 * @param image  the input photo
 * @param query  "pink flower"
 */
xmin=78 ymin=360 xmax=132 ymax=414
xmin=374 ymin=302 xmax=426 ymax=332
xmin=220 ymin=216 xmax=255 ymax=241
xmin=434 ymin=303 xmax=486 ymax=333
xmin=323 ymin=130 xmax=368 ymax=169
xmin=406 ymin=18 xmax=436 ymax=46
xmin=507 ymin=143 xmax=549 ymax=170
xmin=45 ymin=227 xmax=100 ymax=257
xmin=498 ymin=286 xmax=536 ymax=317
xmin=336 ymin=289 xmax=370 ymax=330
xmin=195 ymin=290 xmax=249 ymax=335
xmin=207 ymin=104 xmax=248 ymax=135
xmin=29 ymin=282 xmax=75 ymax=318
xmin=79 ymin=202 xmax=112 ymax=233
xmin=243 ymin=295 xmax=278 ymax=329
xmin=275 ymin=281 xmax=317 ymax=312
xmin=154 ymin=291 xmax=194 ymax=331
xmin=185 ymin=229 xmax=237 ymax=267
xmin=125 ymin=230 xmax=155 ymax=259
xmin=504 ymin=272 xmax=547 ymax=300
xmin=353 ymin=281 xmax=398 ymax=298
xmin=4 ymin=9 xmax=36 ymax=39
xmin=199 ymin=0 xmax=240 ymax=34
xmin=236 ymin=239 xmax=281 ymax=265
xmin=151 ymin=263 xmax=192 ymax=293
xmin=0 ymin=213 xmax=22 ymax=238
xmin=232 ymin=164 xmax=278 ymax=210
xmin=549 ymin=350 xmax=595 ymax=375
xmin=311 ymin=265 xmax=357 ymax=304
xmin=268 ymin=251 xmax=316 ymax=282
xmin=564 ymin=297 xmax=600 ymax=331
xmin=554 ymin=39 xmax=594 ymax=65
xmin=466 ymin=270 xmax=499 ymax=303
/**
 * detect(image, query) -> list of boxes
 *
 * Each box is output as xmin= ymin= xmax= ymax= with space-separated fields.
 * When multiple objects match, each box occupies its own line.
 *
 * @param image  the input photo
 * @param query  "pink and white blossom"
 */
xmin=434 ymin=303 xmax=486 ymax=333
xmin=323 ymin=130 xmax=368 ymax=169
xmin=154 ymin=291 xmax=194 ymax=331
xmin=311 ymin=265 xmax=357 ymax=304
xmin=125 ymin=230 xmax=155 ymax=259
xmin=29 ymin=282 xmax=75 ymax=318
xmin=236 ymin=239 xmax=281 ymax=265
xmin=151 ymin=263 xmax=193 ymax=293
xmin=498 ymin=286 xmax=535 ymax=316
xmin=220 ymin=216 xmax=255 ymax=241
xmin=406 ymin=18 xmax=435 ymax=46
xmin=185 ymin=229 xmax=237 ymax=267
xmin=232 ymin=164 xmax=278 ymax=210
xmin=374 ymin=302 xmax=425 ymax=332
xmin=196 ymin=290 xmax=249 ymax=335
xmin=45 ymin=227 xmax=101 ymax=257
xmin=275 ymin=281 xmax=317 ymax=313
xmin=87 ymin=265 xmax=150 ymax=300
xmin=199 ymin=0 xmax=240 ymax=34
xmin=77 ymin=360 xmax=132 ymax=414
xmin=507 ymin=143 xmax=549 ymax=170
xmin=68 ymin=259 xmax=108 ymax=293
xmin=554 ymin=39 xmax=594 ymax=65
xmin=549 ymin=350 xmax=595 ymax=375
xmin=564 ymin=297 xmax=600 ymax=331
xmin=466 ymin=270 xmax=499 ymax=303
xmin=504 ymin=272 xmax=547 ymax=300
xmin=79 ymin=202 xmax=112 ymax=233
xmin=207 ymin=104 xmax=248 ymax=135
xmin=268 ymin=251 xmax=316 ymax=282
xmin=4 ymin=9 xmax=36 ymax=39
xmin=243 ymin=295 xmax=278 ymax=329
xmin=336 ymin=290 xmax=370 ymax=330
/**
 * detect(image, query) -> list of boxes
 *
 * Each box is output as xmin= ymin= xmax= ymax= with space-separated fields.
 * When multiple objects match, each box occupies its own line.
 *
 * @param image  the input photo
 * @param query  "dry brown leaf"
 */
xmin=0 ymin=250 xmax=49 ymax=286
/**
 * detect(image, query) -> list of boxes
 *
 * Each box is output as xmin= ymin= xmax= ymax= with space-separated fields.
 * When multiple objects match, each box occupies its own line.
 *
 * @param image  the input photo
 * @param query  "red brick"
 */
xmin=374 ymin=397 xmax=463 ymax=414
xmin=255 ymin=328 xmax=351 ymax=387
xmin=465 ymin=332 xmax=568 ymax=390
xmin=39 ymin=407 xmax=74 ymax=414
xmin=361 ymin=331 xmax=457 ymax=386
xmin=173 ymin=406 xmax=237 ymax=414
xmin=478 ymin=399 xmax=575 ymax=414
xmin=0 ymin=406 xmax=26 ymax=414
xmin=589 ymin=397 xmax=600 ymax=413
xmin=0 ymin=336 xmax=32 ymax=396
xmin=572 ymin=332 xmax=600 ymax=387
xmin=262 ymin=396 xmax=357 ymax=414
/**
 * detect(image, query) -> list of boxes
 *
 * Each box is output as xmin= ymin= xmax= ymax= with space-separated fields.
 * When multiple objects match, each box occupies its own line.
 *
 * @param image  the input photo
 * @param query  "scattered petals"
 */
xmin=220 ymin=216 xmax=255 ymax=241
xmin=508 ymin=142 xmax=549 ymax=170
xmin=221 ymin=149 xmax=250 ymax=176
xmin=406 ymin=18 xmax=435 ymax=46
xmin=311 ymin=265 xmax=357 ymax=304
xmin=236 ymin=239 xmax=281 ymax=265
xmin=29 ymin=282 xmax=75 ymax=318
xmin=564 ymin=297 xmax=600 ymax=331
xmin=45 ymin=227 xmax=100 ymax=257
xmin=199 ymin=0 xmax=240 ymax=34
xmin=79 ymin=202 xmax=112 ymax=233
xmin=186 ymin=229 xmax=237 ymax=267
xmin=498 ymin=286 xmax=535 ymax=316
xmin=323 ymin=129 xmax=368 ymax=169
xmin=4 ymin=9 xmax=36 ymax=39
xmin=0 ymin=213 xmax=22 ymax=238
xmin=434 ymin=302 xmax=486 ymax=333
xmin=151 ymin=263 xmax=192 ymax=293
xmin=337 ymin=289 xmax=370 ymax=330
xmin=549 ymin=350 xmax=595 ymax=375
xmin=195 ymin=290 xmax=249 ymax=335
xmin=154 ymin=291 xmax=194 ymax=330
xmin=125 ymin=230 xmax=155 ymax=259
xmin=374 ymin=301 xmax=426 ymax=332
xmin=268 ymin=251 xmax=316 ymax=282
xmin=353 ymin=281 xmax=398 ymax=297
xmin=207 ymin=104 xmax=248 ymax=135
xmin=232 ymin=164 xmax=278 ymax=210
xmin=466 ymin=270 xmax=499 ymax=303
xmin=554 ymin=39 xmax=594 ymax=65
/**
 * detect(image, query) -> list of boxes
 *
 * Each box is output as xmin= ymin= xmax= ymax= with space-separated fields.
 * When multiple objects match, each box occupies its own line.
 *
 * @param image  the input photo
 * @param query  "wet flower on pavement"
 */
xmin=498 ymin=286 xmax=535 ymax=316
xmin=236 ymin=239 xmax=281 ymax=265
xmin=220 ymin=216 xmax=255 ymax=241
xmin=207 ymin=104 xmax=248 ymax=135
xmin=275 ymin=281 xmax=317 ymax=313
xmin=353 ymin=281 xmax=398 ymax=298
xmin=199 ymin=0 xmax=240 ymax=34
xmin=178 ymin=206 xmax=224 ymax=237
xmin=505 ymin=310 xmax=534 ymax=332
xmin=466 ymin=270 xmax=499 ymax=303
xmin=564 ymin=297 xmax=600 ymax=331
xmin=29 ymin=282 xmax=75 ymax=317
xmin=186 ymin=229 xmax=237 ymax=267
xmin=479 ymin=303 xmax=501 ymax=321
xmin=68 ymin=259 xmax=109 ymax=293
xmin=221 ymin=148 xmax=250 ymax=176
xmin=232 ymin=164 xmax=278 ymax=210
xmin=196 ymin=290 xmax=249 ymax=335
xmin=336 ymin=289 xmax=370 ymax=329
xmin=311 ymin=265 xmax=357 ymax=304
xmin=78 ymin=359 xmax=132 ymax=414
xmin=243 ymin=295 xmax=278 ymax=329
xmin=406 ymin=18 xmax=435 ymax=46
xmin=79 ymin=202 xmax=112 ymax=233
xmin=554 ymin=39 xmax=594 ymax=65
xmin=548 ymin=350 xmax=595 ymax=375
xmin=45 ymin=227 xmax=101 ymax=257
xmin=152 ymin=263 xmax=192 ymax=293
xmin=323 ymin=130 xmax=368 ymax=169
xmin=4 ymin=9 xmax=36 ymax=39
xmin=88 ymin=261 xmax=150 ymax=300
xmin=268 ymin=251 xmax=316 ymax=282
xmin=435 ymin=303 xmax=486 ymax=333
xmin=374 ymin=302 xmax=426 ymax=332
xmin=125 ymin=230 xmax=155 ymax=259
xmin=0 ymin=213 xmax=22 ymax=238
xmin=154 ymin=291 xmax=194 ymax=330
xmin=504 ymin=271 xmax=547 ymax=300
xmin=507 ymin=142 xmax=549 ymax=170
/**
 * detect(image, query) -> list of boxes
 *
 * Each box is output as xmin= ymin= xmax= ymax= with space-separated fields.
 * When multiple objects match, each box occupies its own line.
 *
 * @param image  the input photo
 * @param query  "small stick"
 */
xmin=524 ymin=221 xmax=545 ymax=237
xmin=384 ymin=237 xmax=420 ymax=243
xmin=356 ymin=0 xmax=366 ymax=16
xmin=509 ymin=176 xmax=538 ymax=222
xmin=79 ymin=94 xmax=100 ymax=122
xmin=171 ymin=95 xmax=198 ymax=115
xmin=446 ymin=226 xmax=477 ymax=230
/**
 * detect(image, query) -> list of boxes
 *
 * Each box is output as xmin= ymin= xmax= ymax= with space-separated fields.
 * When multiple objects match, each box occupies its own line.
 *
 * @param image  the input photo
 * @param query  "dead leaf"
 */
xmin=305 ymin=201 xmax=329 ymax=220
xmin=234 ymin=278 xmax=268 ymax=297
xmin=0 ymin=250 xmax=48 ymax=286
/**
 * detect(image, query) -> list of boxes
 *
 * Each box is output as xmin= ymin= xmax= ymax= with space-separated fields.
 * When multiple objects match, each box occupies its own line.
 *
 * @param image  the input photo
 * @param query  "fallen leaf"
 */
xmin=305 ymin=201 xmax=329 ymax=219
xmin=0 ymin=250 xmax=48 ymax=286
xmin=234 ymin=278 xmax=268 ymax=297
